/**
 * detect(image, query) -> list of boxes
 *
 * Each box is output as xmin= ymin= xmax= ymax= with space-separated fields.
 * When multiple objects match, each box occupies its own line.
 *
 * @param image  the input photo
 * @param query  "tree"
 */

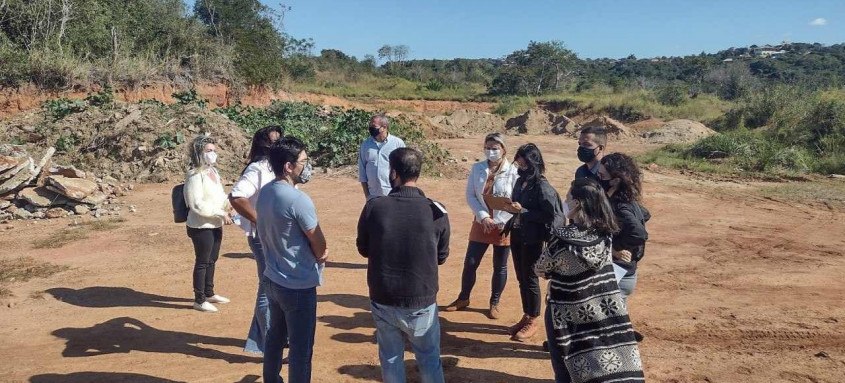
xmin=490 ymin=40 xmax=577 ymax=96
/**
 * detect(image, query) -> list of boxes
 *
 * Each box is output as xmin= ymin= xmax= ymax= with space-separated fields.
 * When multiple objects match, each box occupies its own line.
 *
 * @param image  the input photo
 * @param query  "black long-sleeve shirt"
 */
xmin=611 ymin=200 xmax=650 ymax=271
xmin=356 ymin=186 xmax=450 ymax=308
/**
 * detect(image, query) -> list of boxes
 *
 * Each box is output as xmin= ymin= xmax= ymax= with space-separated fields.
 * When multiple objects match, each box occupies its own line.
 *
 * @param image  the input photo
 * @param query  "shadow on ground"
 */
xmin=339 ymin=356 xmax=554 ymax=382
xmin=52 ymin=317 xmax=260 ymax=364
xmin=47 ymin=287 xmax=192 ymax=310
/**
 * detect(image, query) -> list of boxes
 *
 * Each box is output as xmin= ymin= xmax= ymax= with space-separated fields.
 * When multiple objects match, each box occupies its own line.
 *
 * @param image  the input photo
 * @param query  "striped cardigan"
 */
xmin=535 ymin=225 xmax=645 ymax=383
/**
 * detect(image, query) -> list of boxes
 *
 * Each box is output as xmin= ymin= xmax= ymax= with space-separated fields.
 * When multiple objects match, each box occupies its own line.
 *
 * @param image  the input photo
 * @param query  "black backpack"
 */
xmin=171 ymin=184 xmax=189 ymax=223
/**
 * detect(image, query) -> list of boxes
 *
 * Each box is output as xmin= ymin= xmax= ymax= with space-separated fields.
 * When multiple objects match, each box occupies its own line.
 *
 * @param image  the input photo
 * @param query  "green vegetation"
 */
xmin=217 ymin=101 xmax=450 ymax=172
xmin=642 ymin=88 xmax=845 ymax=176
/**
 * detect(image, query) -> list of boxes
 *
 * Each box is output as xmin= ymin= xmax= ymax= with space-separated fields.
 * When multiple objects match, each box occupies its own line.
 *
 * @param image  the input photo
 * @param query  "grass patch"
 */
xmin=758 ymin=179 xmax=845 ymax=207
xmin=0 ymin=257 xmax=69 ymax=283
xmin=31 ymin=218 xmax=126 ymax=249
xmin=290 ymin=71 xmax=488 ymax=102
xmin=32 ymin=227 xmax=89 ymax=249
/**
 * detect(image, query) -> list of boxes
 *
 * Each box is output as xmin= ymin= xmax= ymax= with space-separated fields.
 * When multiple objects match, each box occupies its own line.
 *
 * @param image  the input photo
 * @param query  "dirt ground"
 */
xmin=1 ymin=134 xmax=844 ymax=383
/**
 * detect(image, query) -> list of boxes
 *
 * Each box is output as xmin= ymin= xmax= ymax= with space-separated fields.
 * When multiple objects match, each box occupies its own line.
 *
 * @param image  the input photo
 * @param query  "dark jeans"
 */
xmin=264 ymin=280 xmax=316 ymax=383
xmin=511 ymin=234 xmax=542 ymax=317
xmin=545 ymin=305 xmax=572 ymax=383
xmin=187 ymin=227 xmax=222 ymax=304
xmin=458 ymin=241 xmax=510 ymax=305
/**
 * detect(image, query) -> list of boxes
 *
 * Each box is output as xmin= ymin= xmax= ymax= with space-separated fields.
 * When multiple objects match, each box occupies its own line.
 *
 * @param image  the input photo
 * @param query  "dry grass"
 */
xmin=31 ymin=217 xmax=126 ymax=249
xmin=758 ymin=178 xmax=845 ymax=208
xmin=0 ymin=257 xmax=69 ymax=284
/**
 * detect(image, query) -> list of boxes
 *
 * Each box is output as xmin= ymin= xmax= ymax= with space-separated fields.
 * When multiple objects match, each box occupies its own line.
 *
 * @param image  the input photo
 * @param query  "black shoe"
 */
xmin=542 ymin=341 xmax=549 ymax=352
xmin=634 ymin=331 xmax=644 ymax=342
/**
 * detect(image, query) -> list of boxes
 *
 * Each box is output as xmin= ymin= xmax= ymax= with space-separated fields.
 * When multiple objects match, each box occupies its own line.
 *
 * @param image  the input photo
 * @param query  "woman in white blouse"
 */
xmin=444 ymin=132 xmax=518 ymax=319
xmin=229 ymin=126 xmax=282 ymax=354
xmin=184 ymin=134 xmax=233 ymax=313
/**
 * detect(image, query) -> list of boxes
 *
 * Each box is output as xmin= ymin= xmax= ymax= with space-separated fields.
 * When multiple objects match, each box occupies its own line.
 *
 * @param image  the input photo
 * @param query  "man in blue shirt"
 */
xmin=257 ymin=136 xmax=328 ymax=383
xmin=359 ymin=114 xmax=406 ymax=200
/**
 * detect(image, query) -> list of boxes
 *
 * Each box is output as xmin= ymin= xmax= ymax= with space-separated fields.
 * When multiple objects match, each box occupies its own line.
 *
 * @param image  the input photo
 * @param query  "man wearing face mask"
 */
xmin=358 ymin=114 xmax=406 ymax=200
xmin=257 ymin=137 xmax=328 ymax=383
xmin=356 ymin=147 xmax=450 ymax=383
xmin=574 ymin=126 xmax=607 ymax=183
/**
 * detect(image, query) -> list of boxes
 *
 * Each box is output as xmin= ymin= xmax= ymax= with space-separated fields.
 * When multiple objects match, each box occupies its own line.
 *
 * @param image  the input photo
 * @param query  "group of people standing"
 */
xmin=180 ymin=114 xmax=650 ymax=382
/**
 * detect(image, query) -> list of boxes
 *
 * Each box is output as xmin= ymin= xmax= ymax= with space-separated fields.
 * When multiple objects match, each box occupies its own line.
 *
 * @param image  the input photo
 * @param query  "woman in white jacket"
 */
xmin=184 ymin=134 xmax=233 ymax=313
xmin=444 ymin=132 xmax=518 ymax=319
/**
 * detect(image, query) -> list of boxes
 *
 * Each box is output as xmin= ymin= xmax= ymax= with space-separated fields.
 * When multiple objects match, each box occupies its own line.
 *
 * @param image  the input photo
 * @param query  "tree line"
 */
xmin=1 ymin=0 xmax=844 ymax=101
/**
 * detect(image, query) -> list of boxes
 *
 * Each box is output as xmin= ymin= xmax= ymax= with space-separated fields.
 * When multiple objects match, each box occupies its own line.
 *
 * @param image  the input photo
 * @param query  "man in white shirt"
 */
xmin=358 ymin=115 xmax=405 ymax=200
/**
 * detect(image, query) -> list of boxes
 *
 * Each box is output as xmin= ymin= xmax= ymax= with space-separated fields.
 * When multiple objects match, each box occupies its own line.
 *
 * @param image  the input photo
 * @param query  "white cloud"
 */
xmin=809 ymin=18 xmax=828 ymax=26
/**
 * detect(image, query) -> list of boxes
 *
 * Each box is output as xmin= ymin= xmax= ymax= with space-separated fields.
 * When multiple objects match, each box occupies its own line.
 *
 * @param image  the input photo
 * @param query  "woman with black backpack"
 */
xmin=535 ymin=177 xmax=644 ymax=382
xmin=502 ymin=143 xmax=564 ymax=342
xmin=184 ymin=134 xmax=233 ymax=313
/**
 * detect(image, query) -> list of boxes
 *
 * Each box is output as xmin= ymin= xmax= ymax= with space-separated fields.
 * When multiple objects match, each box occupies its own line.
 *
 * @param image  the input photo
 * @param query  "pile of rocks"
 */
xmin=0 ymin=144 xmax=133 ymax=221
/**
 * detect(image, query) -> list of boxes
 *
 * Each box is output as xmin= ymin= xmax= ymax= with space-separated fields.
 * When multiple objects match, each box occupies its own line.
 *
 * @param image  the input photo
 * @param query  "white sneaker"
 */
xmin=193 ymin=301 xmax=219 ymax=312
xmin=206 ymin=294 xmax=230 ymax=304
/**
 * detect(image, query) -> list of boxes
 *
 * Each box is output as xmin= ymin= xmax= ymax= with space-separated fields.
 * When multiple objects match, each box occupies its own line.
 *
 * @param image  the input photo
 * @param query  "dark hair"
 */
xmin=389 ymin=147 xmax=423 ymax=182
xmin=569 ymin=177 xmax=619 ymax=235
xmin=267 ymin=136 xmax=306 ymax=177
xmin=514 ymin=143 xmax=545 ymax=181
xmin=600 ymin=152 xmax=642 ymax=203
xmin=243 ymin=125 xmax=284 ymax=174
xmin=579 ymin=126 xmax=608 ymax=147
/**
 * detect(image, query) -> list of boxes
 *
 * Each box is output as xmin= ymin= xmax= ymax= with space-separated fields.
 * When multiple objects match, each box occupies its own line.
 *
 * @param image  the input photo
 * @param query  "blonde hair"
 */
xmin=188 ymin=133 xmax=215 ymax=169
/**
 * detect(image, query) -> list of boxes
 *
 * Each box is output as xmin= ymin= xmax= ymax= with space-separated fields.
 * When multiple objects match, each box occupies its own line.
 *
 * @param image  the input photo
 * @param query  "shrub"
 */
xmin=656 ymin=84 xmax=687 ymax=106
xmin=43 ymin=98 xmax=87 ymax=121
xmin=85 ymin=85 xmax=115 ymax=107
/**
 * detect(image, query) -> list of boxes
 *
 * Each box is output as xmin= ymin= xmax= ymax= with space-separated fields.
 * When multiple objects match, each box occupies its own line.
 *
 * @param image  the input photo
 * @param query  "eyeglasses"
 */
xmin=297 ymin=158 xmax=311 ymax=165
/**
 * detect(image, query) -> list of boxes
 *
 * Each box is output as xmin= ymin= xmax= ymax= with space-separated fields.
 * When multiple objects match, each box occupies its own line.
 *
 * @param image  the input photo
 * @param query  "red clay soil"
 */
xmin=0 ymin=135 xmax=843 ymax=382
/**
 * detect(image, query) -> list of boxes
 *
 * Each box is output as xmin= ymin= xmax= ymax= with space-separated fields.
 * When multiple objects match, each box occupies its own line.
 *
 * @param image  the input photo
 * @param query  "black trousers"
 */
xmin=458 ymin=241 xmax=510 ymax=305
xmin=187 ymin=227 xmax=222 ymax=304
xmin=511 ymin=232 xmax=543 ymax=317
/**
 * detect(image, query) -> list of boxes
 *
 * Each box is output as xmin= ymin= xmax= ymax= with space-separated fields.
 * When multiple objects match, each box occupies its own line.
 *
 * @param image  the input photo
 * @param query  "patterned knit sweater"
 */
xmin=534 ymin=225 xmax=645 ymax=383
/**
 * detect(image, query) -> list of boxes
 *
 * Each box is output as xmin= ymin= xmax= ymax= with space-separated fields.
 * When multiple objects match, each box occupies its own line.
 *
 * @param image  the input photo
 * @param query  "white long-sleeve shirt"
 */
xmin=184 ymin=166 xmax=230 ymax=229
xmin=229 ymin=160 xmax=275 ymax=236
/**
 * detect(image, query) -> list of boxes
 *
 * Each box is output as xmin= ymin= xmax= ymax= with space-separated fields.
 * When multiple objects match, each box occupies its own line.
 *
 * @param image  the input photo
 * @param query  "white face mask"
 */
xmin=485 ymin=149 xmax=502 ymax=162
xmin=203 ymin=151 xmax=218 ymax=166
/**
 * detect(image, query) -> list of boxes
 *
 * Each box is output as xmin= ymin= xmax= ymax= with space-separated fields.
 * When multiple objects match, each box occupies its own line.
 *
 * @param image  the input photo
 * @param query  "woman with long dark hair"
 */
xmin=230 ymin=125 xmax=283 ymax=354
xmin=535 ymin=177 xmax=644 ymax=382
xmin=503 ymin=143 xmax=562 ymax=342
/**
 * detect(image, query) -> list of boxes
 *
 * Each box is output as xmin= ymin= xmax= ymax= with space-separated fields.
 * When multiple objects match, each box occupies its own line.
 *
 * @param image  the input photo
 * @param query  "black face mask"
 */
xmin=517 ymin=166 xmax=532 ymax=179
xmin=369 ymin=126 xmax=382 ymax=138
xmin=577 ymin=146 xmax=597 ymax=163
xmin=599 ymin=179 xmax=613 ymax=191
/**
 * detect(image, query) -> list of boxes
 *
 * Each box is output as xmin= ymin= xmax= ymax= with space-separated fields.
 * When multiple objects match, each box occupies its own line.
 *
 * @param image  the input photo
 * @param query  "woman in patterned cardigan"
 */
xmin=535 ymin=177 xmax=645 ymax=383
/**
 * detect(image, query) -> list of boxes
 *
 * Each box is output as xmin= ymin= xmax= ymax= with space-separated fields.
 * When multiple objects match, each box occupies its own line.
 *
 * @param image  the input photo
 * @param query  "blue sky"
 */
xmin=267 ymin=0 xmax=844 ymax=60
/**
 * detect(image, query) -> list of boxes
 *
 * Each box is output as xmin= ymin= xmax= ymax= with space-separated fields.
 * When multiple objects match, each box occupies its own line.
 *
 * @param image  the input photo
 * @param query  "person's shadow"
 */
xmin=52 ymin=317 xmax=260 ymax=364
xmin=47 ymin=287 xmax=193 ymax=310
xmin=30 ymin=372 xmax=186 ymax=383
xmin=318 ymin=293 xmax=547 ymax=360
xmin=338 ymin=356 xmax=554 ymax=383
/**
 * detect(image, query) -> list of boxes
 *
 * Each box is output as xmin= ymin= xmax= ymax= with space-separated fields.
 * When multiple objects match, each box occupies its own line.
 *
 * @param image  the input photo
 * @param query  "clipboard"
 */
xmin=483 ymin=195 xmax=514 ymax=212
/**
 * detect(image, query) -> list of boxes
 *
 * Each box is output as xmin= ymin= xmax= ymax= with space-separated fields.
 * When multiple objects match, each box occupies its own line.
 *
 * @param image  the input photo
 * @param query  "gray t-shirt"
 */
xmin=256 ymin=180 xmax=322 ymax=289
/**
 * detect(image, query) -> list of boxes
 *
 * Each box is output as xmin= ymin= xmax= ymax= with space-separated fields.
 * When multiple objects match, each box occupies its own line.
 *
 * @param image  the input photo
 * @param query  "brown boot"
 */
xmin=488 ymin=303 xmax=501 ymax=319
xmin=507 ymin=314 xmax=530 ymax=336
xmin=443 ymin=298 xmax=470 ymax=312
xmin=512 ymin=316 xmax=540 ymax=342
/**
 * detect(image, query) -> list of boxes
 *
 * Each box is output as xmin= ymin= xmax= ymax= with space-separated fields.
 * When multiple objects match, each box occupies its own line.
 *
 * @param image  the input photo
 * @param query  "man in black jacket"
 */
xmin=356 ymin=147 xmax=450 ymax=383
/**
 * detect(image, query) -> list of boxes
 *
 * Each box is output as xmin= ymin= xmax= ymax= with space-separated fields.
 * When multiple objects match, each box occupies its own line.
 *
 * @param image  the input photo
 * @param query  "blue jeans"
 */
xmin=371 ymin=302 xmax=444 ymax=383
xmin=245 ymin=235 xmax=271 ymax=354
xmin=618 ymin=269 xmax=638 ymax=302
xmin=544 ymin=305 xmax=572 ymax=383
xmin=458 ymin=241 xmax=510 ymax=305
xmin=264 ymin=282 xmax=317 ymax=383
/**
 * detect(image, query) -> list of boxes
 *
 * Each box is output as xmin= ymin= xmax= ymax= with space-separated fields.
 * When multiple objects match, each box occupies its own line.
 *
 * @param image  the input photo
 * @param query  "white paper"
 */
xmin=612 ymin=263 xmax=627 ymax=283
